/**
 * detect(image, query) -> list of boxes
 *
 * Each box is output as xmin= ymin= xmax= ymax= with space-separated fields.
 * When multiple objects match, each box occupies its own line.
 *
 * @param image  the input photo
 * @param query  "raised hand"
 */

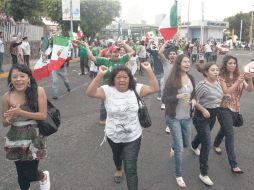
xmin=98 ymin=65 xmax=108 ymax=75
xmin=141 ymin=62 xmax=152 ymax=70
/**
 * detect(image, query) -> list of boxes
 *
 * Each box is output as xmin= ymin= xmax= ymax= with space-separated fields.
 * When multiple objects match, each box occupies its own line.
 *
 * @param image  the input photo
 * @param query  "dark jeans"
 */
xmin=192 ymin=109 xmax=217 ymax=175
xmin=0 ymin=52 xmax=3 ymax=71
xmin=15 ymin=160 xmax=44 ymax=190
xmin=11 ymin=54 xmax=18 ymax=65
xmin=191 ymin=54 xmax=197 ymax=63
xmin=213 ymin=108 xmax=238 ymax=168
xmin=108 ymin=136 xmax=141 ymax=190
xmin=100 ymin=101 xmax=107 ymax=121
xmin=138 ymin=57 xmax=146 ymax=76
xmin=23 ymin=55 xmax=30 ymax=67
xmin=80 ymin=57 xmax=89 ymax=74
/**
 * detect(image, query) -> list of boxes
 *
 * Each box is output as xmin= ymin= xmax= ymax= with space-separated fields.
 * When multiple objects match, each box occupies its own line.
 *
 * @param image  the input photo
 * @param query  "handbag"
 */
xmin=133 ymin=89 xmax=152 ymax=128
xmin=233 ymin=113 xmax=243 ymax=127
xmin=37 ymin=100 xmax=61 ymax=136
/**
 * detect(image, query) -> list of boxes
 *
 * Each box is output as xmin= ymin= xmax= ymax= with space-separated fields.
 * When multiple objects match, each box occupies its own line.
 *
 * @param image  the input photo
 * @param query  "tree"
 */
xmin=44 ymin=0 xmax=121 ymax=39
xmin=224 ymin=12 xmax=252 ymax=43
xmin=8 ymin=0 xmax=44 ymax=25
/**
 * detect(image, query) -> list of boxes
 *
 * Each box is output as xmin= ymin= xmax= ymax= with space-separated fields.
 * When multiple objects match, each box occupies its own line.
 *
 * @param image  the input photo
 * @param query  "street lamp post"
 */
xmin=187 ymin=0 xmax=190 ymax=41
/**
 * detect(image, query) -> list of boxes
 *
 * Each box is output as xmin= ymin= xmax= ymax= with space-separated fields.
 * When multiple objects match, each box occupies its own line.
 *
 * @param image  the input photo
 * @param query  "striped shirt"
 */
xmin=196 ymin=79 xmax=223 ymax=108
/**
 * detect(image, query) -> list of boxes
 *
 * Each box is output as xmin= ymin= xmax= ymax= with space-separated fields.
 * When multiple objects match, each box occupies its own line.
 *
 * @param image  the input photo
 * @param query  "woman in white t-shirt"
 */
xmin=86 ymin=63 xmax=159 ymax=190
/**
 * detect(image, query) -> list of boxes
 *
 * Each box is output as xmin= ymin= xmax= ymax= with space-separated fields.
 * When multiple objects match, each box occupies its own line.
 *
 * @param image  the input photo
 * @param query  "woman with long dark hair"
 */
xmin=213 ymin=55 xmax=253 ymax=174
xmin=86 ymin=63 xmax=159 ymax=190
xmin=2 ymin=64 xmax=50 ymax=190
xmin=162 ymin=54 xmax=196 ymax=188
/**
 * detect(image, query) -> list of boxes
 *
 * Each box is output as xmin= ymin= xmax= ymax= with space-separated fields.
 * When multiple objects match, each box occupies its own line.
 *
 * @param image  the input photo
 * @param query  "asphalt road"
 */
xmin=0 ymin=50 xmax=254 ymax=190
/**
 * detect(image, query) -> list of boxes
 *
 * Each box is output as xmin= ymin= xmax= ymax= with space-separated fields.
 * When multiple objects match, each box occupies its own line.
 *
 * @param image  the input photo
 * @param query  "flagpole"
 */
xmin=70 ymin=0 xmax=73 ymax=33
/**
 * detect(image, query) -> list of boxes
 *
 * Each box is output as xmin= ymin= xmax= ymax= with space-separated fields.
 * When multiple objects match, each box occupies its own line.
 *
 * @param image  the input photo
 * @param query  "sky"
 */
xmin=119 ymin=0 xmax=254 ymax=24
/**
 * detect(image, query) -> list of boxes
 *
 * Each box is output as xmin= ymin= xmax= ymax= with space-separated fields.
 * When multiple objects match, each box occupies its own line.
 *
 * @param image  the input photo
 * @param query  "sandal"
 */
xmin=231 ymin=167 xmax=244 ymax=174
xmin=176 ymin=177 xmax=186 ymax=188
xmin=213 ymin=147 xmax=222 ymax=155
xmin=114 ymin=175 xmax=122 ymax=183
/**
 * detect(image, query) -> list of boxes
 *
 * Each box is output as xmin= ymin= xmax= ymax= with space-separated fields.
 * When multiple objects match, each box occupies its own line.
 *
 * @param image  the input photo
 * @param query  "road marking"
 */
xmin=0 ymin=72 xmax=8 ymax=78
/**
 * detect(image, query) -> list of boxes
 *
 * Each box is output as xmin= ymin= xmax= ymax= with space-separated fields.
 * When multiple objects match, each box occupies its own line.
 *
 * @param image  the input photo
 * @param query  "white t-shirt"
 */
xmin=101 ymin=83 xmax=143 ymax=143
xmin=129 ymin=55 xmax=138 ymax=75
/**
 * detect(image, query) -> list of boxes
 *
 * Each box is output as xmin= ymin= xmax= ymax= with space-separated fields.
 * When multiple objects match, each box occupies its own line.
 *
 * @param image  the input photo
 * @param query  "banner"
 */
xmin=62 ymin=0 xmax=80 ymax=21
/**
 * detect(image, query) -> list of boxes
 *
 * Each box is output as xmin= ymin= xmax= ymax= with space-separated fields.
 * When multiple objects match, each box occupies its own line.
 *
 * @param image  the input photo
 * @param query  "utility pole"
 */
xmin=240 ymin=19 xmax=242 ymax=44
xmin=250 ymin=6 xmax=254 ymax=51
xmin=5 ymin=0 xmax=8 ymax=16
xmin=70 ymin=0 xmax=73 ymax=33
xmin=187 ymin=0 xmax=190 ymax=42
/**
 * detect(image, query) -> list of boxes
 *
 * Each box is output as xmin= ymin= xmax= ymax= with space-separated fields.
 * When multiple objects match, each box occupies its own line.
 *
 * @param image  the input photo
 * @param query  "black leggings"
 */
xmin=15 ymin=160 xmax=44 ymax=190
xmin=108 ymin=136 xmax=141 ymax=190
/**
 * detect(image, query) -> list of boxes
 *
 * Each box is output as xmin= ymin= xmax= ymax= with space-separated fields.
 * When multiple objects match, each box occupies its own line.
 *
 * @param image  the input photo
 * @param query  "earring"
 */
xmin=28 ymin=80 xmax=31 ymax=87
xmin=8 ymin=82 xmax=14 ymax=90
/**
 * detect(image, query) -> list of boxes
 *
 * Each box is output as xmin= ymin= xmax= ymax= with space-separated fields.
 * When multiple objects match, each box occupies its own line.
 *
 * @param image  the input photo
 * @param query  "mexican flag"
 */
xmin=33 ymin=36 xmax=69 ymax=81
xmin=159 ymin=0 xmax=178 ymax=40
xmin=145 ymin=31 xmax=157 ymax=43
xmin=77 ymin=25 xmax=84 ymax=39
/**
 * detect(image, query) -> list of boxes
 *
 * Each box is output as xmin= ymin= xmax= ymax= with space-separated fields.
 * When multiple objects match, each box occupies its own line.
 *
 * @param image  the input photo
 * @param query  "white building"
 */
xmin=179 ymin=20 xmax=229 ymax=43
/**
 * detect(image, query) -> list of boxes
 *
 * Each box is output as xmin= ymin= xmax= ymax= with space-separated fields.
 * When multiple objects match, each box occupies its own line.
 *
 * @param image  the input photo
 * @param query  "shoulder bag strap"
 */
xmin=133 ymin=88 xmax=142 ymax=108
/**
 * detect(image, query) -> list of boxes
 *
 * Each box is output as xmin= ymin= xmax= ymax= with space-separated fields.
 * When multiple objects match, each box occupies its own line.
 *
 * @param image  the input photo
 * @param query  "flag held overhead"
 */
xmin=159 ymin=0 xmax=178 ymax=41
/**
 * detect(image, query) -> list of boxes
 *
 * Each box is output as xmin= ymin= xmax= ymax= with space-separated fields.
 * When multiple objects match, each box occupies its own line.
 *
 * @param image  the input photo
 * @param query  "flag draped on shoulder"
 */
xmin=33 ymin=36 xmax=69 ymax=81
xmin=159 ymin=0 xmax=178 ymax=40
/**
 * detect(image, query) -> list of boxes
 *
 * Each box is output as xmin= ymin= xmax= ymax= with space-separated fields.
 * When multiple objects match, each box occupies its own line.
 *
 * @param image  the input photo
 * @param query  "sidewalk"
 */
xmin=0 ymin=57 xmax=80 ymax=79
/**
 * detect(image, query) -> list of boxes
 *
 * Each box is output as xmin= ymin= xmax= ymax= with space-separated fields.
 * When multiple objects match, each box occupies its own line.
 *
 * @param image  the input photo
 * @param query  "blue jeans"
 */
xmin=100 ymin=101 xmax=107 ymax=121
xmin=51 ymin=65 xmax=71 ymax=97
xmin=213 ymin=108 xmax=238 ymax=168
xmin=155 ymin=73 xmax=163 ymax=98
xmin=166 ymin=115 xmax=192 ymax=177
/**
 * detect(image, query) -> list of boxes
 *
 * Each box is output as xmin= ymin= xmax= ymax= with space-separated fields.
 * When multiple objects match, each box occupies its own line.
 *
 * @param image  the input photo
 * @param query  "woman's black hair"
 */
xmin=108 ymin=65 xmax=136 ymax=90
xmin=7 ymin=64 xmax=38 ymax=112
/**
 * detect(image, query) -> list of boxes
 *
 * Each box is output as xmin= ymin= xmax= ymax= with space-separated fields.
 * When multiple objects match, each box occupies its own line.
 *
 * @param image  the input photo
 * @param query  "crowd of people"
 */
xmin=1 ymin=34 xmax=254 ymax=190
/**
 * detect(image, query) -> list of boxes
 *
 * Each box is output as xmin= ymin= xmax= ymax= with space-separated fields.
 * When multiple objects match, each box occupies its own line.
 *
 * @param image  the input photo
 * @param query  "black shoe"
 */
xmin=67 ymin=88 xmax=71 ymax=92
xmin=52 ymin=96 xmax=58 ymax=100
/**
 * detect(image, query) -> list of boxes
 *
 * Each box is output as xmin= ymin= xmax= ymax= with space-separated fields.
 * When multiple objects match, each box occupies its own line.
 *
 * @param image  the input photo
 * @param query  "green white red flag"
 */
xmin=159 ymin=0 xmax=178 ymax=40
xmin=33 ymin=36 xmax=69 ymax=81
xmin=77 ymin=25 xmax=84 ymax=39
xmin=145 ymin=31 xmax=157 ymax=43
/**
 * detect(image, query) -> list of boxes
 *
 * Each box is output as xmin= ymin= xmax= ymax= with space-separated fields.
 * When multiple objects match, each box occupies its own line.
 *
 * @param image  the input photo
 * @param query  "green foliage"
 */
xmin=224 ymin=12 xmax=253 ymax=42
xmin=44 ymin=0 xmax=121 ymax=39
xmin=8 ymin=0 xmax=44 ymax=24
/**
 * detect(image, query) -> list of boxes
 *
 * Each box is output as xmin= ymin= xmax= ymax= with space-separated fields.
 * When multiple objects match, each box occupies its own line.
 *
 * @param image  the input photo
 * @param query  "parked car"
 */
xmin=217 ymin=44 xmax=229 ymax=54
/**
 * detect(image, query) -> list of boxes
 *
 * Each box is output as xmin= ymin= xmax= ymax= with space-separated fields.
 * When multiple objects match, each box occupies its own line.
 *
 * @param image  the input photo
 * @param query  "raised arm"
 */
xmin=85 ymin=65 xmax=108 ymax=99
xmin=139 ymin=62 xmax=159 ymax=97
xmin=243 ymin=72 xmax=253 ymax=92
xmin=118 ymin=40 xmax=134 ymax=59
xmin=159 ymin=40 xmax=169 ymax=61
xmin=82 ymin=41 xmax=96 ymax=62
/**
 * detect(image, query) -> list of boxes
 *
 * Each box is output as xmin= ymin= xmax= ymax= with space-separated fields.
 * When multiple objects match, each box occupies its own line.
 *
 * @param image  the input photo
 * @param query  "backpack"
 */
xmin=37 ymin=100 xmax=61 ymax=136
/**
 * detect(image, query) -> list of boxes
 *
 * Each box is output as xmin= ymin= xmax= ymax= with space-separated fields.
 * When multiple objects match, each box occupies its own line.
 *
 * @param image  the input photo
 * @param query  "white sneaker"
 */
xmin=39 ymin=171 xmax=50 ymax=190
xmin=199 ymin=174 xmax=214 ymax=186
xmin=191 ymin=145 xmax=200 ymax=156
xmin=160 ymin=103 xmax=165 ymax=110
xmin=156 ymin=97 xmax=161 ymax=101
xmin=169 ymin=147 xmax=174 ymax=158
xmin=165 ymin=126 xmax=170 ymax=133
xmin=176 ymin=177 xmax=186 ymax=188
